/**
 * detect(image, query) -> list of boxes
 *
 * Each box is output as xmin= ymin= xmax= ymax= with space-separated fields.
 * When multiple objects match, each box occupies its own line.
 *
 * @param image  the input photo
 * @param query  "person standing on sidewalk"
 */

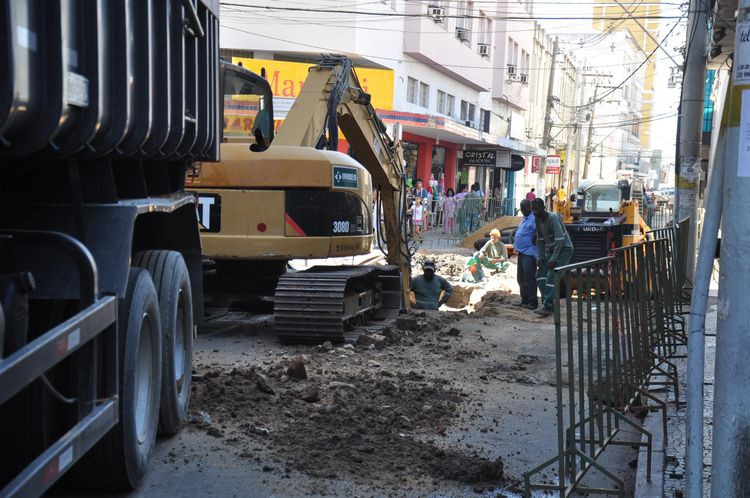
xmin=532 ymin=198 xmax=574 ymax=317
xmin=513 ymin=199 xmax=538 ymax=310
xmin=525 ymin=188 xmax=536 ymax=201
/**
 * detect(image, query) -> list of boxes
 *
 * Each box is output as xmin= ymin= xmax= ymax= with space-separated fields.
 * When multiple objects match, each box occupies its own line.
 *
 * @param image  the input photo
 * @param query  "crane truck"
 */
xmin=0 ymin=1 xmax=222 ymax=495
xmin=188 ymin=55 xmax=412 ymax=344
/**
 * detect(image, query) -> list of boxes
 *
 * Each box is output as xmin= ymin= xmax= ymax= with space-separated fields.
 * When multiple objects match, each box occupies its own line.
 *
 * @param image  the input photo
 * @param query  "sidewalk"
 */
xmin=635 ymin=297 xmax=717 ymax=497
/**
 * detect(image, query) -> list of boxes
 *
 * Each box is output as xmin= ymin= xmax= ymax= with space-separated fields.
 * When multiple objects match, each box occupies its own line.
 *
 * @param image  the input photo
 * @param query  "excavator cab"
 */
xmin=220 ymin=61 xmax=274 ymax=149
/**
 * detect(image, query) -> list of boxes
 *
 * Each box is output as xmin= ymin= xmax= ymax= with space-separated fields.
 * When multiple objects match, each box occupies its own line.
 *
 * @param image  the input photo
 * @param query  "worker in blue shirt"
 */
xmin=513 ymin=199 xmax=538 ymax=310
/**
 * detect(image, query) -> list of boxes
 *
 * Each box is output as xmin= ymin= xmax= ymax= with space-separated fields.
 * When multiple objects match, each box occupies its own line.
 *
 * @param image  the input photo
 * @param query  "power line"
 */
xmin=557 ymin=16 xmax=684 ymax=109
xmin=221 ymin=3 xmax=685 ymax=20
xmin=221 ymin=23 xmax=681 ymax=72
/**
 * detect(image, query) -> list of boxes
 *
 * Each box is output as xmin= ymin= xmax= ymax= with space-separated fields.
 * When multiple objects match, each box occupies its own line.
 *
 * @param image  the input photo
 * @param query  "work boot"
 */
xmin=513 ymin=301 xmax=527 ymax=307
xmin=525 ymin=303 xmax=538 ymax=310
xmin=533 ymin=307 xmax=551 ymax=317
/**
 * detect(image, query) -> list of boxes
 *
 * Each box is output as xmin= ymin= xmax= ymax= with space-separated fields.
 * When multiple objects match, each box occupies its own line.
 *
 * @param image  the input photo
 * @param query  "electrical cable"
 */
xmin=221 ymin=23 xmax=680 ymax=72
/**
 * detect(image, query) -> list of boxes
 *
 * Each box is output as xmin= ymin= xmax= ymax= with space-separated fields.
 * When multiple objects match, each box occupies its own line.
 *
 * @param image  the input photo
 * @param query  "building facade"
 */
xmin=220 ymin=0 xmax=579 ymax=211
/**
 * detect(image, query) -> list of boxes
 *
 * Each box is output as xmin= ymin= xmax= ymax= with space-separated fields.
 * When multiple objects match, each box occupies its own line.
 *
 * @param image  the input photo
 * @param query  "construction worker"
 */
xmin=410 ymin=260 xmax=453 ymax=310
xmin=531 ymin=197 xmax=574 ymax=317
xmin=461 ymin=257 xmax=486 ymax=283
xmin=475 ymin=228 xmax=509 ymax=273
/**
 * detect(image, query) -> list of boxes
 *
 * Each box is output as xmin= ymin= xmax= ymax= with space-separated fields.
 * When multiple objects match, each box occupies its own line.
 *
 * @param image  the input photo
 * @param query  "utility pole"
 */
xmin=583 ymin=84 xmax=599 ymax=180
xmin=574 ymin=70 xmax=587 ymax=191
xmin=540 ymin=37 xmax=559 ymax=194
xmin=675 ymin=0 xmax=708 ymax=281
xmin=708 ymin=3 xmax=750 ymax=496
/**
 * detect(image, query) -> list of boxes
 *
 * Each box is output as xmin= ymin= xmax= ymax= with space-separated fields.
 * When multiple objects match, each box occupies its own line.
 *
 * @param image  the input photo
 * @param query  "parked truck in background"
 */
xmin=0 ymin=1 xmax=220 ymax=495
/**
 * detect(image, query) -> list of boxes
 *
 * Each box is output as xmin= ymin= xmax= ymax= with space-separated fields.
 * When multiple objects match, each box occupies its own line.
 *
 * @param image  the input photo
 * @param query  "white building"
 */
xmin=220 ymin=1 xmax=573 ymax=210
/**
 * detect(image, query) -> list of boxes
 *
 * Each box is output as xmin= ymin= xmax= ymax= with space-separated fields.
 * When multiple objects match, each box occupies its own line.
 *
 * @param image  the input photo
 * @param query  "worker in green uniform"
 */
xmin=531 ymin=197 xmax=574 ymax=317
xmin=461 ymin=257 xmax=486 ymax=283
xmin=475 ymin=228 xmax=509 ymax=273
xmin=410 ymin=260 xmax=453 ymax=310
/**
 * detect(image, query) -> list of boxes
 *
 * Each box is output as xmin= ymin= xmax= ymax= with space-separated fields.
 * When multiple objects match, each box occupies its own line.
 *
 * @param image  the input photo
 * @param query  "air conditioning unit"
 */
xmin=456 ymin=27 xmax=470 ymax=42
xmin=477 ymin=43 xmax=490 ymax=57
xmin=507 ymin=64 xmax=516 ymax=76
xmin=520 ymin=73 xmax=528 ymax=84
xmin=427 ymin=5 xmax=445 ymax=22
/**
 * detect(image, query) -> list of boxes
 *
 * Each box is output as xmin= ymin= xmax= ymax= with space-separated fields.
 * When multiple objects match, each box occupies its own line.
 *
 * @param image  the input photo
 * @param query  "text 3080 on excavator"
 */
xmin=187 ymin=56 xmax=412 ymax=344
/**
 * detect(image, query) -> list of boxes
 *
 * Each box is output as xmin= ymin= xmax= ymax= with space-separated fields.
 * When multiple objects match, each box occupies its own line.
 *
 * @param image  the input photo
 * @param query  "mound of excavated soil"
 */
xmin=189 ymin=361 xmax=507 ymax=490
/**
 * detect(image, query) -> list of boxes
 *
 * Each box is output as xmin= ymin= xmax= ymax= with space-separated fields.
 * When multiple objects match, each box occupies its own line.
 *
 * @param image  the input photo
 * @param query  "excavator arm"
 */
xmin=274 ymin=56 xmax=412 ymax=306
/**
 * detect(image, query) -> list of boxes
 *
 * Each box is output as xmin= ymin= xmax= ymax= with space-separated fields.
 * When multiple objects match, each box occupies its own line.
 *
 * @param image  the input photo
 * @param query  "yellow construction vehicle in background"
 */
xmin=564 ymin=178 xmax=651 ymax=262
xmin=187 ymin=56 xmax=410 ymax=343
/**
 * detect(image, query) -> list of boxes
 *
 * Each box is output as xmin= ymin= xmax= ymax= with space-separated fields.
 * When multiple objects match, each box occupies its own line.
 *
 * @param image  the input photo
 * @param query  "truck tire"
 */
xmin=74 ymin=268 xmax=162 ymax=490
xmin=133 ymin=250 xmax=193 ymax=435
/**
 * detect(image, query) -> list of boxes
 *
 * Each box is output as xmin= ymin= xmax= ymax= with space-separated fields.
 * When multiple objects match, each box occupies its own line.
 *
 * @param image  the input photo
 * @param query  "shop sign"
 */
xmin=545 ymin=155 xmax=561 ymax=174
xmin=233 ymin=57 xmax=394 ymax=110
xmin=531 ymin=156 xmax=542 ymax=173
xmin=510 ymin=154 xmax=525 ymax=171
xmin=460 ymin=150 xmax=497 ymax=168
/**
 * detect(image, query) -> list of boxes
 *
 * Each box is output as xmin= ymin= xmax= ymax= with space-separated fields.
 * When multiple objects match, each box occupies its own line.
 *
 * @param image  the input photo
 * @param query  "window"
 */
xmin=631 ymin=113 xmax=640 ymax=137
xmin=478 ymin=12 xmax=491 ymax=46
xmin=437 ymin=90 xmax=447 ymax=114
xmin=223 ymin=67 xmax=274 ymax=144
xmin=419 ymin=82 xmax=430 ymax=108
xmin=460 ymin=101 xmax=476 ymax=124
xmin=520 ymin=49 xmax=527 ymax=74
xmin=480 ymin=109 xmax=491 ymax=133
xmin=446 ymin=94 xmax=455 ymax=117
xmin=407 ymin=77 xmax=418 ymax=104
xmin=455 ymin=1 xmax=472 ymax=44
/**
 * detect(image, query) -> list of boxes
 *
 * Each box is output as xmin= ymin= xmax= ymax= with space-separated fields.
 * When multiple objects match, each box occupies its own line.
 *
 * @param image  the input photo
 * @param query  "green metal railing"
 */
xmin=523 ymin=220 xmax=692 ymax=496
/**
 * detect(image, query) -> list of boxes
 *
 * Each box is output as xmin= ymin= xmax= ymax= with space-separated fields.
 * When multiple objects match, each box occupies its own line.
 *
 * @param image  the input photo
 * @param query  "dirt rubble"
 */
xmin=186 ymin=309 xmax=518 ymax=495
xmin=147 ymin=249 xmax=638 ymax=497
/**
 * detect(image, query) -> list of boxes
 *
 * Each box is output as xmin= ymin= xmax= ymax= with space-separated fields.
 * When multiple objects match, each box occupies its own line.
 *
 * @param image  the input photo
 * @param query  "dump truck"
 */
xmin=0 ymin=1 xmax=221 ymax=494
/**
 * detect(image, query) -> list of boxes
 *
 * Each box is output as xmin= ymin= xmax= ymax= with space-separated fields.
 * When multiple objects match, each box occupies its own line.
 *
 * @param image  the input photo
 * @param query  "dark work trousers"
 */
xmin=516 ymin=252 xmax=538 ymax=308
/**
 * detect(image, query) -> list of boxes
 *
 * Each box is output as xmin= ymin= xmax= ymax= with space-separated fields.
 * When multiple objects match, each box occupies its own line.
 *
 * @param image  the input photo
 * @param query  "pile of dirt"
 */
xmin=189 ymin=362 xmax=507 ymax=490
xmin=412 ymin=252 xmax=470 ymax=278
xmin=473 ymin=289 xmax=514 ymax=315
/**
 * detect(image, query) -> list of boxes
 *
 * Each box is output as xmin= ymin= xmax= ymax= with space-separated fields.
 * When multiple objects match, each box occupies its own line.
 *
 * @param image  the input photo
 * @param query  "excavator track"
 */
xmin=273 ymin=265 xmax=401 ymax=344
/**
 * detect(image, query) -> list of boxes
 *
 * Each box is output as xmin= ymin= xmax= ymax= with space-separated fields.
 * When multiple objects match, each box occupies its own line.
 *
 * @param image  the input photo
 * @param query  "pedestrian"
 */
xmin=475 ymin=228 xmax=509 ymax=273
xmin=558 ymin=184 xmax=566 ymax=202
xmin=531 ymin=197 xmax=574 ymax=317
xmin=408 ymin=196 xmax=427 ymax=241
xmin=442 ymin=188 xmax=456 ymax=234
xmin=411 ymin=260 xmax=453 ymax=310
xmin=513 ymin=199 xmax=538 ymax=310
xmin=461 ymin=257 xmax=486 ymax=283
xmin=465 ymin=184 xmax=483 ymax=233
xmin=412 ymin=178 xmax=429 ymax=200
xmin=526 ymin=188 xmax=536 ymax=201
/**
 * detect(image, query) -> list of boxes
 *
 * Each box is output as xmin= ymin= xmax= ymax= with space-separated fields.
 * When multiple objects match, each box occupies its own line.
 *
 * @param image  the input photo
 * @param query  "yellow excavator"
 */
xmin=187 ymin=56 xmax=410 ymax=343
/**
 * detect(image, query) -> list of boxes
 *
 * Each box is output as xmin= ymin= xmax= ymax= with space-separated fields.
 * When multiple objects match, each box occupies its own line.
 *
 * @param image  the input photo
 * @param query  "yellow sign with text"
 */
xmin=232 ymin=57 xmax=394 ymax=110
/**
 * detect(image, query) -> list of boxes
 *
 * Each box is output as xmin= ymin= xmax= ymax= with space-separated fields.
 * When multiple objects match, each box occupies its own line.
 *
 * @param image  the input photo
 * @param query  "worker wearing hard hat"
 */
xmin=475 ymin=228 xmax=509 ymax=273
xmin=461 ymin=257 xmax=486 ymax=283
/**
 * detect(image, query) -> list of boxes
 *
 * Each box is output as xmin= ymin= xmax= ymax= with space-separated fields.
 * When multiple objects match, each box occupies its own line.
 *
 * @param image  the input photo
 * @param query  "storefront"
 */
xmin=400 ymin=132 xmax=458 ymax=191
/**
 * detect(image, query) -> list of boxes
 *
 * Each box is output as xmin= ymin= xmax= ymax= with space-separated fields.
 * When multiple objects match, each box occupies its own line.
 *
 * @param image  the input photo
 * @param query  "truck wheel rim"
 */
xmin=135 ymin=312 xmax=154 ymax=444
xmin=174 ymin=289 xmax=187 ymax=392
